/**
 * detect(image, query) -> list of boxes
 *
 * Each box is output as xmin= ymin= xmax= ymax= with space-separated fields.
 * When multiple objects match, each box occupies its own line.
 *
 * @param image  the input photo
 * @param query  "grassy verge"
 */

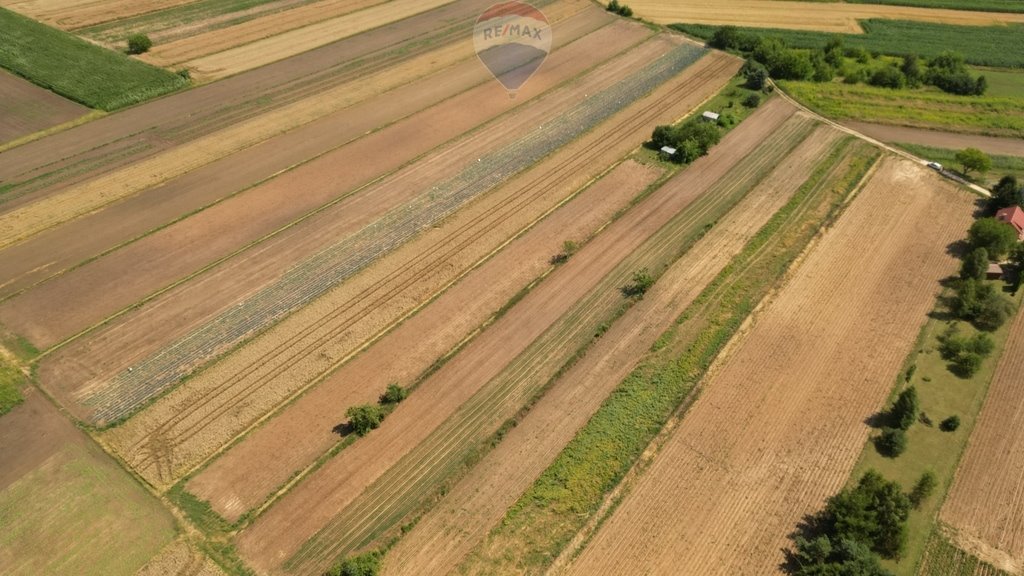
xmin=918 ymin=529 xmax=1012 ymax=576
xmin=0 ymin=356 xmax=25 ymax=416
xmin=779 ymin=80 xmax=1024 ymax=138
xmin=843 ymin=285 xmax=1024 ymax=575
xmin=671 ymin=20 xmax=1024 ymax=68
xmin=970 ymin=67 xmax=1024 ymax=99
xmin=894 ymin=143 xmax=1024 ymax=188
xmin=0 ymin=8 xmax=188 ymax=110
xmin=457 ymin=137 xmax=880 ymax=574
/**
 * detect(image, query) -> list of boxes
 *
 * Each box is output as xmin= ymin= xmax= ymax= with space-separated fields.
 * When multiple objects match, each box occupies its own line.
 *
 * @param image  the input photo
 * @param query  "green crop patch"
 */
xmin=673 ymin=20 xmax=1024 ymax=68
xmin=0 ymin=8 xmax=188 ymax=111
xmin=846 ymin=0 xmax=1024 ymax=13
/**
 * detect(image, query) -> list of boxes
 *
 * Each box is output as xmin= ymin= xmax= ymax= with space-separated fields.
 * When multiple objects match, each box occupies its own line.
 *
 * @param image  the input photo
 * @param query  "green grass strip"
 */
xmin=0 ymin=8 xmax=188 ymax=110
xmin=672 ymin=20 xmax=1024 ymax=68
xmin=0 ymin=357 xmax=24 ymax=416
xmin=459 ymin=138 xmax=880 ymax=574
xmin=845 ymin=0 xmax=1024 ymax=13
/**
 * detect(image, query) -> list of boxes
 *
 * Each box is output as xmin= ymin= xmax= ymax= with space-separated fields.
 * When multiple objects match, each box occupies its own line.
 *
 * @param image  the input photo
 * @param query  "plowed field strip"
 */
xmin=186 ymin=160 xmax=664 ymax=522
xmin=0 ymin=70 xmax=88 ymax=144
xmin=620 ymin=0 xmax=1024 ymax=33
xmin=564 ymin=157 xmax=974 ymax=575
xmin=0 ymin=0 xmax=516 ymax=204
xmin=941 ymin=301 xmax=1024 ymax=567
xmin=142 ymin=0 xmax=401 ymax=67
xmin=176 ymin=0 xmax=457 ymax=78
xmin=99 ymin=41 xmax=720 ymax=488
xmin=379 ymin=121 xmax=836 ymax=576
xmin=0 ymin=8 xmax=620 ymax=351
xmin=232 ymin=93 xmax=788 ymax=576
xmin=281 ymin=114 xmax=816 ymax=576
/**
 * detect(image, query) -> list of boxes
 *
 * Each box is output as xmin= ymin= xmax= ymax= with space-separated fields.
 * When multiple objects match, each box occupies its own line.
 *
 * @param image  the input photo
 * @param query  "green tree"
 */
xmin=901 ymin=54 xmax=922 ymax=87
xmin=869 ymin=66 xmax=906 ymax=89
xmin=622 ymin=268 xmax=655 ymax=298
xmin=890 ymin=387 xmax=918 ymax=430
xmin=876 ymin=427 xmax=907 ymax=458
xmin=379 ymin=383 xmax=407 ymax=405
xmin=709 ymin=25 xmax=743 ymax=50
xmin=742 ymin=60 xmax=769 ymax=90
xmin=992 ymin=175 xmax=1022 ymax=210
xmin=346 ymin=404 xmax=384 ymax=436
xmin=328 ymin=552 xmax=381 ymax=576
xmin=126 ymin=33 xmax=153 ymax=55
xmin=956 ymin=148 xmax=992 ymax=177
xmin=824 ymin=470 xmax=910 ymax=558
xmin=913 ymin=471 xmax=937 ymax=506
xmin=960 ymin=247 xmax=989 ymax=280
xmin=968 ymin=217 xmax=1018 ymax=260
xmin=940 ymin=415 xmax=961 ymax=431
xmin=952 ymin=351 xmax=983 ymax=378
xmin=743 ymin=93 xmax=761 ymax=108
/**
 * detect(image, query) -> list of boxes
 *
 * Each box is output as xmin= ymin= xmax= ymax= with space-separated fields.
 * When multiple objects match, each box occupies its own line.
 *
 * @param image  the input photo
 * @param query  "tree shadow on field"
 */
xmin=863 ymin=410 xmax=891 ymax=429
xmin=332 ymin=421 xmax=353 ymax=437
xmin=944 ymin=238 xmax=971 ymax=260
xmin=779 ymin=512 xmax=828 ymax=574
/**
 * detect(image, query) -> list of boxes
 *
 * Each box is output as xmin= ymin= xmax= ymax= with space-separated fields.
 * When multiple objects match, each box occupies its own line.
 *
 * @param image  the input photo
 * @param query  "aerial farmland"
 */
xmin=0 ymin=0 xmax=1022 ymax=575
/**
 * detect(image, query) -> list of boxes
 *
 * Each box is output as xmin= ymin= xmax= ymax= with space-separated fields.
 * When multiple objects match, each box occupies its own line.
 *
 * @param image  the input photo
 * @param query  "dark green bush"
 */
xmin=909 ymin=471 xmax=937 ymax=509
xmin=621 ymin=269 xmax=655 ymax=298
xmin=379 ymin=383 xmax=407 ymax=405
xmin=346 ymin=404 xmax=384 ymax=436
xmin=127 ymin=33 xmax=153 ymax=55
xmin=876 ymin=427 xmax=907 ymax=458
xmin=940 ymin=415 xmax=961 ymax=432
xmin=889 ymin=387 xmax=919 ymax=430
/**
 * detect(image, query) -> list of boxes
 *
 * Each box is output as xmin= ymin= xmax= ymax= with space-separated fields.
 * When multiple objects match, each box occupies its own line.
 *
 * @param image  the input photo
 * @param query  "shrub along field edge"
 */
xmin=0 ymin=8 xmax=188 ymax=111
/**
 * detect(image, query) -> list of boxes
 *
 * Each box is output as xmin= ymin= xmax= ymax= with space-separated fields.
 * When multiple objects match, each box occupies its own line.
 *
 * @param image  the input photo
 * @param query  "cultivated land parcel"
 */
xmin=0 ymin=0 xmax=1021 ymax=575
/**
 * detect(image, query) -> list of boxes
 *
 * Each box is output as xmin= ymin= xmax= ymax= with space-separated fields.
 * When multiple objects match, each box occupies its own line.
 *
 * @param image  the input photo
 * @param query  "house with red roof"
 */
xmin=995 ymin=206 xmax=1024 ymax=240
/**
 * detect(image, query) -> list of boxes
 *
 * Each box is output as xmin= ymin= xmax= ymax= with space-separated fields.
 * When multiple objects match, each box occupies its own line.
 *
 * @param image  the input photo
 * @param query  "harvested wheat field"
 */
xmin=617 ymin=0 xmax=1024 ymax=32
xmin=941 ymin=306 xmax=1024 ymax=570
xmin=564 ymin=156 xmax=974 ymax=575
xmin=0 ymin=0 xmax=195 ymax=29
xmin=383 ymin=117 xmax=841 ymax=576
xmin=0 ymin=69 xmax=87 ymax=143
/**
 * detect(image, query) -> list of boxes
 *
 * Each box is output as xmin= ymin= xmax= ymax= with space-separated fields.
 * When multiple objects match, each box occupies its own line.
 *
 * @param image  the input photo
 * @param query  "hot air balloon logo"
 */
xmin=473 ymin=1 xmax=551 ymax=98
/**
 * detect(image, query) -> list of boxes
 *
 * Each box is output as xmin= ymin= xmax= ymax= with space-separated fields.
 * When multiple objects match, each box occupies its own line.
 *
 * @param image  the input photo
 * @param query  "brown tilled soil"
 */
xmin=100 ymin=35 xmax=715 ymax=491
xmin=622 ymin=0 xmax=1024 ymax=32
xmin=0 ymin=388 xmax=75 ymax=489
xmin=177 ymin=0 xmax=458 ymax=79
xmin=188 ymin=159 xmax=664 ymax=522
xmin=0 ymin=0 xmax=501 ymax=201
xmin=38 ymin=20 xmax=654 ymax=428
xmin=0 ymin=70 xmax=87 ymax=144
xmin=141 ymin=0 xmax=393 ymax=67
xmin=940 ymin=309 xmax=1024 ymax=570
xmin=846 ymin=121 xmax=1024 ymax=158
xmin=382 ymin=121 xmax=839 ymax=576
xmin=0 ymin=8 xmax=620 ymax=348
xmin=231 ymin=68 xmax=765 ymax=576
xmin=564 ymin=157 xmax=974 ymax=575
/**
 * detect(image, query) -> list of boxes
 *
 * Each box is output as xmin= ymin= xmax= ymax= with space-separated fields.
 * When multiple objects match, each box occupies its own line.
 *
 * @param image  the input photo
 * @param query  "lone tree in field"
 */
xmin=127 ymin=33 xmax=153 ymax=55
xmin=890 ymin=387 xmax=919 ymax=430
xmin=909 ymin=471 xmax=937 ymax=509
xmin=379 ymin=383 xmax=407 ymax=405
xmin=940 ymin=415 xmax=961 ymax=432
xmin=621 ymin=268 xmax=655 ymax=298
xmin=955 ymin=148 xmax=992 ymax=177
xmin=876 ymin=427 xmax=907 ymax=458
xmin=346 ymin=404 xmax=384 ymax=436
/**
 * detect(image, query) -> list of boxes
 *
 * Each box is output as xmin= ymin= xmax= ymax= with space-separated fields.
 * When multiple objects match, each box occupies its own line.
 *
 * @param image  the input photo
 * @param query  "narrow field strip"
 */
xmin=2 ymin=0 xmax=197 ymax=29
xmin=177 ymin=0 xmax=458 ymax=78
xmin=1 ymin=6 xmax=618 ymax=353
xmin=940 ymin=302 xmax=1024 ymax=569
xmin=919 ymin=529 xmax=1014 ymax=576
xmin=184 ymin=160 xmax=663 ymax=523
xmin=231 ymin=91 xmax=785 ymax=576
xmin=96 ymin=40 xmax=718 ymax=489
xmin=381 ymin=118 xmax=837 ymax=576
xmin=142 ymin=0 xmax=395 ymax=67
xmin=564 ymin=156 xmax=974 ymax=575
xmin=281 ymin=112 xmax=817 ymax=576
xmin=619 ymin=0 xmax=1024 ymax=33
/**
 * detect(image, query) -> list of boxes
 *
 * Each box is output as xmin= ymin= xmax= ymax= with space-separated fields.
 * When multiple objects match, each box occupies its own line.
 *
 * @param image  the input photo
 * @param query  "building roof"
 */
xmin=995 ymin=205 xmax=1024 ymax=237
xmin=702 ymin=111 xmax=720 ymax=121
xmin=988 ymin=262 xmax=1004 ymax=274
xmin=660 ymin=146 xmax=677 ymax=155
